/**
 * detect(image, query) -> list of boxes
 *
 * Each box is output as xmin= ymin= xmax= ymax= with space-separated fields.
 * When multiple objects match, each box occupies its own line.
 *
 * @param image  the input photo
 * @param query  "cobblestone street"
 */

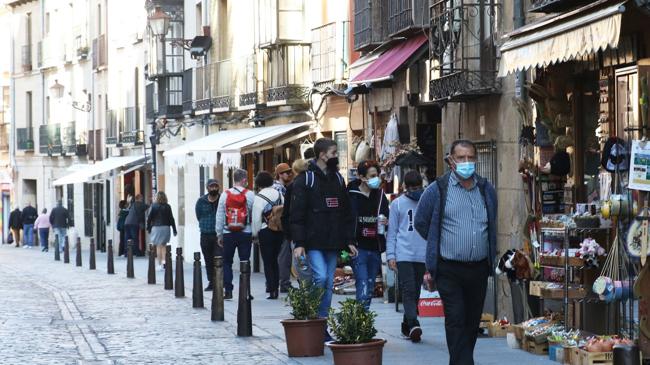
xmin=0 ymin=245 xmax=555 ymax=365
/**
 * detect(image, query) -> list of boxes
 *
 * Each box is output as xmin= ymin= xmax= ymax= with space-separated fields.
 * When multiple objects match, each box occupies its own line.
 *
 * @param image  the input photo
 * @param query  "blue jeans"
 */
xmin=222 ymin=232 xmax=252 ymax=292
xmin=54 ymin=227 xmax=67 ymax=252
xmin=308 ymin=249 xmax=338 ymax=318
xmin=39 ymin=228 xmax=50 ymax=250
xmin=352 ymin=248 xmax=382 ymax=310
xmin=23 ymin=224 xmax=34 ymax=246
xmin=124 ymin=225 xmax=141 ymax=255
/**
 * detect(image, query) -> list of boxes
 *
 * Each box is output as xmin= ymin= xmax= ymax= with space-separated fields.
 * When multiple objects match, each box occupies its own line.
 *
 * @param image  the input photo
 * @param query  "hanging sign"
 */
xmin=628 ymin=140 xmax=650 ymax=191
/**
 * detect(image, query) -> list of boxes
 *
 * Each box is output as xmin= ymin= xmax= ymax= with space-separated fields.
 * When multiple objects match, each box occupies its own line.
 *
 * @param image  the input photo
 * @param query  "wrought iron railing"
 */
xmin=106 ymin=109 xmax=119 ymax=145
xmin=266 ymin=44 xmax=310 ymax=105
xmin=17 ymin=128 xmax=34 ymax=151
xmin=238 ymin=54 xmax=257 ymax=108
xmin=62 ymin=123 xmax=76 ymax=155
xmin=210 ymin=59 xmax=232 ymax=110
xmin=529 ymin=0 xmax=591 ymax=13
xmin=429 ymin=0 xmax=500 ymax=102
xmin=311 ymin=21 xmax=349 ymax=85
xmin=194 ymin=64 xmax=210 ymax=112
xmin=388 ymin=0 xmax=429 ymax=36
xmin=120 ymin=107 xmax=143 ymax=145
xmin=39 ymin=124 xmax=62 ymax=155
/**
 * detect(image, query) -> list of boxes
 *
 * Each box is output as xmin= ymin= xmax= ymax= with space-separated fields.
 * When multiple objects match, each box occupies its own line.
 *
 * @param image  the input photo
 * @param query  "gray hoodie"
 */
xmin=386 ymin=190 xmax=427 ymax=263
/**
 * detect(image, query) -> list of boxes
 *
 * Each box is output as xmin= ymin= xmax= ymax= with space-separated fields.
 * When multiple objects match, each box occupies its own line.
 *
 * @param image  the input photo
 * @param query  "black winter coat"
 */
xmin=22 ymin=206 xmax=38 ymax=225
xmin=290 ymin=161 xmax=354 ymax=251
xmin=9 ymin=209 xmax=22 ymax=229
xmin=147 ymin=203 xmax=177 ymax=235
xmin=347 ymin=179 xmax=390 ymax=253
xmin=49 ymin=205 xmax=70 ymax=228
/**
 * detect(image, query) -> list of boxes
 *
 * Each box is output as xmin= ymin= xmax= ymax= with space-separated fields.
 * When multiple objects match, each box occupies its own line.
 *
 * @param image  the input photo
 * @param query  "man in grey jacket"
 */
xmin=386 ymin=170 xmax=427 ymax=343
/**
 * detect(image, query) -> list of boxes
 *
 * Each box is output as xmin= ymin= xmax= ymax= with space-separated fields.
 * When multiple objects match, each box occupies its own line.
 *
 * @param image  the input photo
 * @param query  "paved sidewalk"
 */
xmin=0 ymin=244 xmax=555 ymax=364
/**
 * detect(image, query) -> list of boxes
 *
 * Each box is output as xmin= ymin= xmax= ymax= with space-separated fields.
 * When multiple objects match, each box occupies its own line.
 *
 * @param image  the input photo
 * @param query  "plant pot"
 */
xmin=327 ymin=338 xmax=387 ymax=365
xmin=281 ymin=318 xmax=327 ymax=357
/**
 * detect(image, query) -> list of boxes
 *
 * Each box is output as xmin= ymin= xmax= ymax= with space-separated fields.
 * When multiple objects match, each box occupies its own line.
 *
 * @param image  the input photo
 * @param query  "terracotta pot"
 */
xmin=327 ymin=338 xmax=387 ymax=365
xmin=281 ymin=318 xmax=327 ymax=357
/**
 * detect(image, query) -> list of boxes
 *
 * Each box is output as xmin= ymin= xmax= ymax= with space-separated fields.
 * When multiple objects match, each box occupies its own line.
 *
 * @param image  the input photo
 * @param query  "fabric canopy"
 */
xmin=350 ymin=34 xmax=428 ymax=85
xmin=52 ymin=155 xmax=145 ymax=186
xmin=499 ymin=1 xmax=625 ymax=77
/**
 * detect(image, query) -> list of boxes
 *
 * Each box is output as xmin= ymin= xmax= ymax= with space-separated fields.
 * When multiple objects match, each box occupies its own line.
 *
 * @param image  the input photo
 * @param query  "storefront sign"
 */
xmin=629 ymin=140 xmax=650 ymax=191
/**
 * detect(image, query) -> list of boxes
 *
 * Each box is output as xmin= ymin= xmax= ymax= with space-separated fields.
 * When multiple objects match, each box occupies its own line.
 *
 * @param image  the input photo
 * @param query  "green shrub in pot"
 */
xmin=327 ymin=298 xmax=378 ymax=344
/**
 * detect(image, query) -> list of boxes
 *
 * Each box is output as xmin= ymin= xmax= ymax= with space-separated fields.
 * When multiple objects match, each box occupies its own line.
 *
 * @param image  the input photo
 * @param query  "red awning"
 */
xmin=350 ymin=34 xmax=428 ymax=85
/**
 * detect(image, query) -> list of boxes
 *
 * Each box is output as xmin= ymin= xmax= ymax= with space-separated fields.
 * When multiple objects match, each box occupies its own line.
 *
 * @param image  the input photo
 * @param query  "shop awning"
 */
xmin=498 ymin=0 xmax=626 ymax=77
xmin=163 ymin=122 xmax=315 ymax=167
xmin=52 ymin=155 xmax=146 ymax=186
xmin=348 ymin=53 xmax=382 ymax=82
xmin=350 ymin=34 xmax=428 ymax=85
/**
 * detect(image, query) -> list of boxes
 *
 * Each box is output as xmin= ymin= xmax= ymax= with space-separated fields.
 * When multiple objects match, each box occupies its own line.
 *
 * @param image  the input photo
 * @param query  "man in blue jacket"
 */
xmin=414 ymin=139 xmax=497 ymax=365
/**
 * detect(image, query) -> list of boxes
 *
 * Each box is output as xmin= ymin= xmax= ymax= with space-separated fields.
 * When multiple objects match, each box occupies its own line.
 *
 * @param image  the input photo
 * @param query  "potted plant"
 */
xmin=280 ymin=281 xmax=327 ymax=357
xmin=77 ymin=46 xmax=89 ymax=59
xmin=326 ymin=298 xmax=386 ymax=365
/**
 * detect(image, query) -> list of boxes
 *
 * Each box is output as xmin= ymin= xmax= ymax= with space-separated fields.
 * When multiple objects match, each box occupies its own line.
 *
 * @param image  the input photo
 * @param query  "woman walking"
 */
xmin=252 ymin=171 xmax=284 ymax=299
xmin=146 ymin=192 xmax=177 ymax=270
xmin=34 ymin=208 xmax=51 ymax=252
xmin=348 ymin=160 xmax=389 ymax=310
xmin=117 ymin=200 xmax=129 ymax=257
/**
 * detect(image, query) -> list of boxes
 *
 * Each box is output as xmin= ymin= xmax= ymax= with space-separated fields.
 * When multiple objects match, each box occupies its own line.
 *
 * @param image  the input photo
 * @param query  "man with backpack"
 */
xmin=290 ymin=138 xmax=355 ymax=332
xmin=215 ymin=169 xmax=255 ymax=300
xmin=252 ymin=171 xmax=284 ymax=299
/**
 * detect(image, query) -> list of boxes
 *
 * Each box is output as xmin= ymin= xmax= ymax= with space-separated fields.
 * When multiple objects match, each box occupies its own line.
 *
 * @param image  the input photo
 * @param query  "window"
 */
xmin=67 ymin=184 xmax=75 ymax=227
xmin=196 ymin=3 xmax=203 ymax=35
xmin=97 ymin=4 xmax=102 ymax=35
xmin=46 ymin=96 xmax=50 ymax=123
xmin=26 ymin=12 xmax=31 ymax=45
xmin=26 ymin=91 xmax=32 ymax=130
xmin=83 ymin=183 xmax=93 ymax=236
xmin=167 ymin=76 xmax=183 ymax=106
xmin=45 ymin=13 xmax=50 ymax=35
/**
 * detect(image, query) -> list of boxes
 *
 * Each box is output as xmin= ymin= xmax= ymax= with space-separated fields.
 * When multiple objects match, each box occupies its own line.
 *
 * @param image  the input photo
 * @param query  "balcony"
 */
xmin=311 ymin=22 xmax=349 ymax=86
xmin=256 ymin=0 xmax=306 ymax=48
xmin=353 ymin=0 xmax=389 ymax=52
xmin=17 ymin=128 xmax=34 ymax=151
xmin=194 ymin=64 xmax=210 ymax=113
xmin=529 ymin=0 xmax=592 ymax=13
xmin=74 ymin=25 xmax=89 ymax=61
xmin=429 ymin=0 xmax=500 ymax=102
xmin=237 ymin=55 xmax=258 ymax=109
xmin=106 ymin=109 xmax=119 ymax=146
xmin=388 ymin=0 xmax=429 ymax=37
xmin=120 ymin=107 xmax=144 ymax=145
xmin=21 ymin=44 xmax=32 ymax=72
xmin=209 ymin=59 xmax=232 ymax=112
xmin=39 ymin=124 xmax=62 ymax=155
xmin=62 ymin=122 xmax=76 ymax=155
xmin=266 ymin=44 xmax=310 ymax=106
xmin=92 ymin=35 xmax=107 ymax=69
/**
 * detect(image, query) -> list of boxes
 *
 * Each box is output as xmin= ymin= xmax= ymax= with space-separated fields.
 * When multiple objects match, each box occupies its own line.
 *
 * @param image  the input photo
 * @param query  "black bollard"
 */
xmin=237 ymin=261 xmax=252 ymax=336
xmin=75 ymin=237 xmax=82 ymax=267
xmin=175 ymin=247 xmax=185 ymax=298
xmin=148 ymin=244 xmax=156 ymax=284
xmin=54 ymin=234 xmax=60 ymax=261
xmin=89 ymin=238 xmax=96 ymax=270
xmin=164 ymin=245 xmax=173 ymax=290
xmin=64 ymin=236 xmax=70 ymax=263
xmin=126 ymin=239 xmax=135 ymax=278
xmin=212 ymin=256 xmax=224 ymax=321
xmin=192 ymin=252 xmax=204 ymax=308
xmin=107 ymin=239 xmax=115 ymax=274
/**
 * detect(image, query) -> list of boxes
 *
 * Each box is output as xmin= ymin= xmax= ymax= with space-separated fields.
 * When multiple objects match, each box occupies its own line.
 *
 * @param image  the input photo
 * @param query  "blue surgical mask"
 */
xmin=367 ymin=176 xmax=381 ymax=189
xmin=455 ymin=162 xmax=475 ymax=180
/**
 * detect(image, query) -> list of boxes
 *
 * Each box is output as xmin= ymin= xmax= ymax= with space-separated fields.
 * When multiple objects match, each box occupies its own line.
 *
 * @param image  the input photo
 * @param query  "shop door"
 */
xmin=94 ymin=183 xmax=105 ymax=250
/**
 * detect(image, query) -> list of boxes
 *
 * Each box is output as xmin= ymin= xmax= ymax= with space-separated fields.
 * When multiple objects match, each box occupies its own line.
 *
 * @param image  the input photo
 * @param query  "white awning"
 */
xmin=348 ymin=52 xmax=382 ymax=81
xmin=498 ymin=1 xmax=625 ymax=77
xmin=52 ymin=155 xmax=146 ymax=186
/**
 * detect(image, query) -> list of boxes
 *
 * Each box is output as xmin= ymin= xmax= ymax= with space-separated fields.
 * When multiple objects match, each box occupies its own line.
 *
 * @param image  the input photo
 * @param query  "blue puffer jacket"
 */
xmin=414 ymin=172 xmax=497 ymax=280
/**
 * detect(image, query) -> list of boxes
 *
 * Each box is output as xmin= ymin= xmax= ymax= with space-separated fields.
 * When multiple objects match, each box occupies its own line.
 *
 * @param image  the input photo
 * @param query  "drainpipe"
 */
xmin=9 ymin=9 xmax=16 ymax=206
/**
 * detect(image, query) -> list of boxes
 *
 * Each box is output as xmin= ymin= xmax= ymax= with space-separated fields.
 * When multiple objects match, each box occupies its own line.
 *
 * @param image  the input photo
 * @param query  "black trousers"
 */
xmin=259 ymin=228 xmax=284 ymax=292
xmin=200 ymin=233 xmax=221 ymax=285
xmin=436 ymin=259 xmax=489 ymax=365
xmin=397 ymin=262 xmax=426 ymax=328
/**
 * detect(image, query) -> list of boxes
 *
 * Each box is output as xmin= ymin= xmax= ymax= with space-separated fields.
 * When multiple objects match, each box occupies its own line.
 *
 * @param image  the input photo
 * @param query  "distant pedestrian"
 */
xmin=146 ymin=191 xmax=177 ymax=270
xmin=50 ymin=200 xmax=70 ymax=253
xmin=273 ymin=163 xmax=294 ymax=293
xmin=34 ymin=208 xmax=52 ymax=252
xmin=290 ymin=138 xmax=355 ymax=337
xmin=386 ymin=170 xmax=427 ymax=342
xmin=22 ymin=202 xmax=38 ymax=249
xmin=9 ymin=206 xmax=23 ymax=247
xmin=348 ymin=160 xmax=389 ymax=310
xmin=195 ymin=178 xmax=220 ymax=291
xmin=216 ymin=168 xmax=255 ymax=300
xmin=125 ymin=194 xmax=148 ymax=256
xmin=415 ymin=139 xmax=497 ymax=365
xmin=117 ymin=200 xmax=129 ymax=257
xmin=252 ymin=171 xmax=284 ymax=300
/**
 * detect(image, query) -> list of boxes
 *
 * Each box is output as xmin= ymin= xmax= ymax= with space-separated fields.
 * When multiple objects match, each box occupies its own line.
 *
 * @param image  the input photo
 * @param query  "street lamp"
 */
xmin=148 ymin=6 xmax=171 ymax=38
xmin=50 ymin=80 xmax=65 ymax=99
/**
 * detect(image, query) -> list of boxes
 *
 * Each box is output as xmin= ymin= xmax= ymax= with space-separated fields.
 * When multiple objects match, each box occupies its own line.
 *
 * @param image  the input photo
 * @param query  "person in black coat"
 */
xmin=21 ymin=203 xmax=38 ymax=248
xmin=8 ymin=207 xmax=23 ymax=247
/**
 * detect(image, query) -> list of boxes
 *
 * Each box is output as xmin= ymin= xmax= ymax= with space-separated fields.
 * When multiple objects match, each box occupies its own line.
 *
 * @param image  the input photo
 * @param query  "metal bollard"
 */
xmin=212 ymin=256 xmax=224 ymax=321
xmin=89 ymin=238 xmax=96 ymax=270
xmin=164 ymin=245 xmax=173 ymax=290
xmin=192 ymin=252 xmax=204 ymax=308
xmin=148 ymin=244 xmax=156 ymax=284
xmin=64 ymin=236 xmax=70 ymax=263
xmin=54 ymin=234 xmax=60 ymax=261
xmin=107 ymin=239 xmax=115 ymax=274
xmin=237 ymin=261 xmax=252 ymax=336
xmin=75 ymin=237 xmax=82 ymax=267
xmin=175 ymin=247 xmax=185 ymax=298
xmin=126 ymin=240 xmax=135 ymax=278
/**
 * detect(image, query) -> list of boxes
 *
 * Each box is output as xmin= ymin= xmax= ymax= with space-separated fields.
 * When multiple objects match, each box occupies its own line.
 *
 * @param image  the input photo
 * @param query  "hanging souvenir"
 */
xmin=627 ymin=204 xmax=650 ymax=266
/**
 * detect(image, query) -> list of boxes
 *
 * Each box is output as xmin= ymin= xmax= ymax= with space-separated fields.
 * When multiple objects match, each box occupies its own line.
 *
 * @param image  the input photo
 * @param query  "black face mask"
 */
xmin=208 ymin=190 xmax=219 ymax=197
xmin=326 ymin=157 xmax=339 ymax=171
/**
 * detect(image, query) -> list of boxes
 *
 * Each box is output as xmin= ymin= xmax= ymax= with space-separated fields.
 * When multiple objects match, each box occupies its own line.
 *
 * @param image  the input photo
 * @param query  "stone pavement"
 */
xmin=0 ymin=244 xmax=555 ymax=365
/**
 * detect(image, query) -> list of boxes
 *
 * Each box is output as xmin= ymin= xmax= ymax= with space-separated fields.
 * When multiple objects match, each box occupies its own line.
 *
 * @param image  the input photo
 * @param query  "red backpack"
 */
xmin=225 ymin=188 xmax=249 ymax=232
